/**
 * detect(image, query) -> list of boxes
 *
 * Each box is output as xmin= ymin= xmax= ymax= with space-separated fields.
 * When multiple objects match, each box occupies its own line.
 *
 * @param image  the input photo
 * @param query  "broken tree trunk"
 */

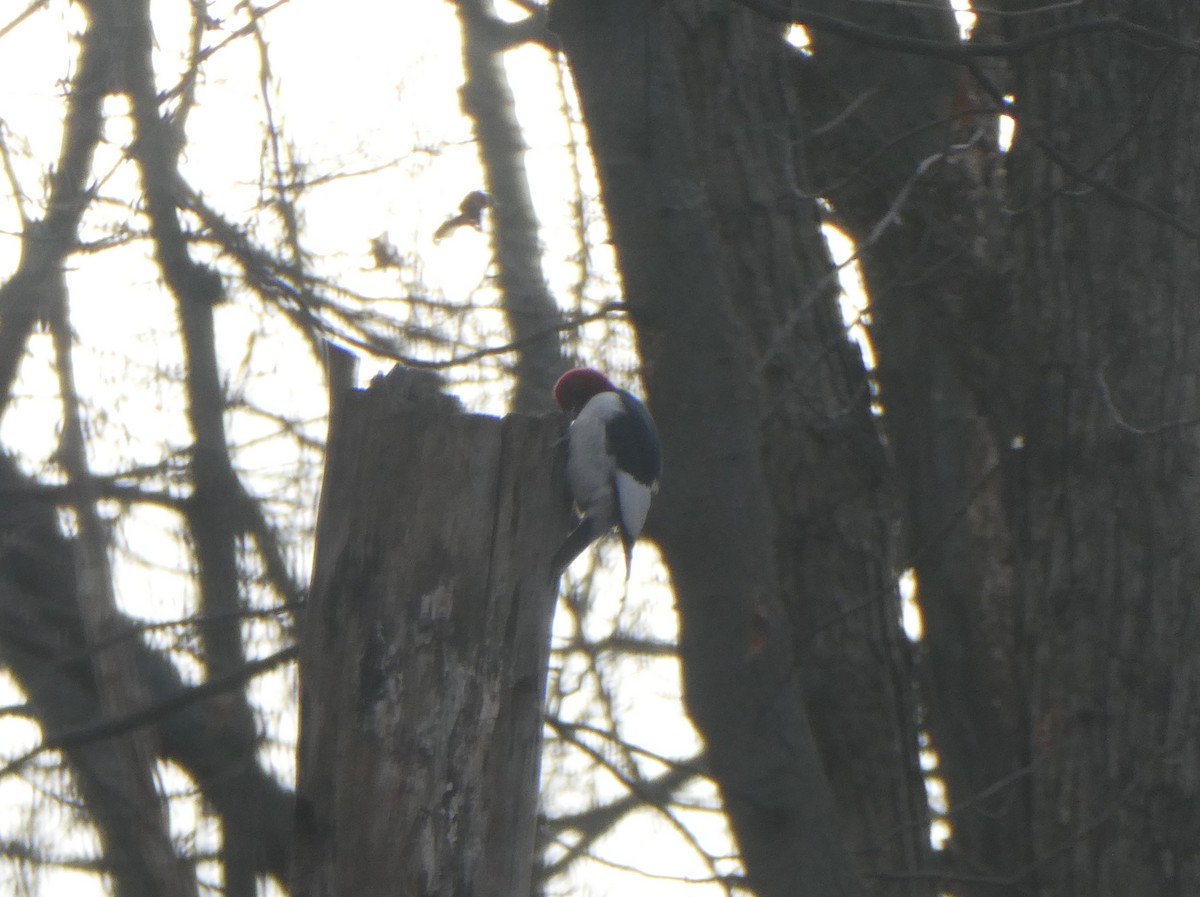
xmin=293 ymin=368 xmax=570 ymax=897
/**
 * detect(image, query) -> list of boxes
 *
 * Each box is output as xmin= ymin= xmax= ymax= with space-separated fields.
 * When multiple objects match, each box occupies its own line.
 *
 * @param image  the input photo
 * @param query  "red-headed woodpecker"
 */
xmin=552 ymin=367 xmax=662 ymax=579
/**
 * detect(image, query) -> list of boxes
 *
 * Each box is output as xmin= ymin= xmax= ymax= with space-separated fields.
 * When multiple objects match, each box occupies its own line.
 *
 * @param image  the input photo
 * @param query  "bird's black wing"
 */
xmin=606 ymin=391 xmax=662 ymax=486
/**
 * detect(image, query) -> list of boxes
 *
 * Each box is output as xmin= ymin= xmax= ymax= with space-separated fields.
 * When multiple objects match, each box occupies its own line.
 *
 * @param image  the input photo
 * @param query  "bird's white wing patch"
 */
xmin=614 ymin=470 xmax=654 ymax=542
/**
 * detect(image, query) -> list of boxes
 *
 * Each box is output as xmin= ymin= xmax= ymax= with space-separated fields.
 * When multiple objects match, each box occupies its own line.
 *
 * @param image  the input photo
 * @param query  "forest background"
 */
xmin=1 ymin=2 xmax=1197 ymax=897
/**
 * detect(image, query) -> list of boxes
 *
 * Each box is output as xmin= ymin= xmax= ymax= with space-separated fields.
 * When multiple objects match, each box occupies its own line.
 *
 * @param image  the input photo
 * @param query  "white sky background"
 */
xmin=0 ymin=1 xmax=736 ymax=895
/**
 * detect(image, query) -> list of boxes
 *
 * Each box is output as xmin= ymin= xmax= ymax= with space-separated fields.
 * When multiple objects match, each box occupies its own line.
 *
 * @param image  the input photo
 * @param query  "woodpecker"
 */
xmin=552 ymin=367 xmax=662 ymax=580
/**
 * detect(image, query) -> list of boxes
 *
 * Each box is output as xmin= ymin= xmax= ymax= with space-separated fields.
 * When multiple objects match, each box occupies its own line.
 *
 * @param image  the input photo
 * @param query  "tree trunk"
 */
xmin=794 ymin=0 xmax=1023 ymax=886
xmin=797 ymin=0 xmax=1200 ymax=892
xmin=293 ymin=367 xmax=570 ymax=897
xmin=553 ymin=2 xmax=892 ymax=894
xmin=998 ymin=7 xmax=1200 ymax=893
xmin=657 ymin=8 xmax=934 ymax=891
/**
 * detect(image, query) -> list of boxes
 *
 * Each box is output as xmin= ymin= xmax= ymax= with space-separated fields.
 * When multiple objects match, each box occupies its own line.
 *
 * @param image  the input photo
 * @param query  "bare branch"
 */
xmin=0 ymin=0 xmax=48 ymax=44
xmin=0 ymin=647 xmax=296 ymax=781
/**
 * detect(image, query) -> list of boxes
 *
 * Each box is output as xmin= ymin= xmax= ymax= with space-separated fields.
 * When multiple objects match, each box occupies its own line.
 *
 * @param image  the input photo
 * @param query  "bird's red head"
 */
xmin=553 ymin=367 xmax=616 ymax=414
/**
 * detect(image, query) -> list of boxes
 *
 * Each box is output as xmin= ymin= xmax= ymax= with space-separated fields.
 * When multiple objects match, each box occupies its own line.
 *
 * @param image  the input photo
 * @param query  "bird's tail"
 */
xmin=551 ymin=517 xmax=599 ymax=582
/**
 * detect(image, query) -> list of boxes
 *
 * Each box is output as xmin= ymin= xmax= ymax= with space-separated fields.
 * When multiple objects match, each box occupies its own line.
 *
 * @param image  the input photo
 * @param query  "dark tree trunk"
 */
xmin=658 ymin=9 xmax=932 ymax=891
xmin=997 ymin=6 xmax=1200 ymax=893
xmin=553 ymin=1 xmax=930 ymax=893
xmin=796 ymin=0 xmax=1200 ymax=893
xmin=794 ymin=0 xmax=1025 ymax=887
xmin=293 ymin=368 xmax=570 ymax=897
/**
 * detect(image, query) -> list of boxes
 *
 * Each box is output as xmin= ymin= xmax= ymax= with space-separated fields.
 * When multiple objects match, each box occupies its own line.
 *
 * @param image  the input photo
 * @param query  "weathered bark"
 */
xmin=456 ymin=0 xmax=565 ymax=412
xmin=998 ymin=7 xmax=1200 ymax=893
xmin=554 ymin=2 xmax=884 ymax=894
xmin=293 ymin=368 xmax=570 ymax=897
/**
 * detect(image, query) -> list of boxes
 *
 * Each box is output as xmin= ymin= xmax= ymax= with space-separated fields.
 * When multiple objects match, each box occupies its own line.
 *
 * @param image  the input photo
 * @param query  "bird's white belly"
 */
xmin=566 ymin=412 xmax=618 ymax=529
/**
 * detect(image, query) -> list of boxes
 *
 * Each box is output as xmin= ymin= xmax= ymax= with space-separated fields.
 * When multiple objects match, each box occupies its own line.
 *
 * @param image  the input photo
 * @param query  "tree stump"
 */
xmin=293 ymin=368 xmax=569 ymax=897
